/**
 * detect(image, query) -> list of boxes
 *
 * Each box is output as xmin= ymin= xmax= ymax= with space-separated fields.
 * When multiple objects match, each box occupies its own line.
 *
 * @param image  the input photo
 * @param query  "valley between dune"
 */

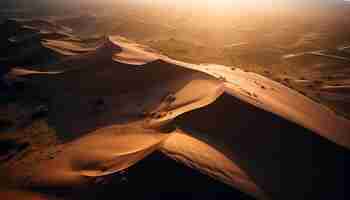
xmin=0 ymin=34 xmax=348 ymax=200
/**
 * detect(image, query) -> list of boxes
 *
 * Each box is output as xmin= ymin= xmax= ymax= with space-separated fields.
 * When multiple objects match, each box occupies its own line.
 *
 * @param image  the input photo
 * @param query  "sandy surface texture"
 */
xmin=0 ymin=7 xmax=349 ymax=200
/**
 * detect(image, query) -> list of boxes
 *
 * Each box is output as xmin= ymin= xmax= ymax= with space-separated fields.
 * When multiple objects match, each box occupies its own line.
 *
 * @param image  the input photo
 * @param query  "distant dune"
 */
xmin=0 ymin=31 xmax=348 ymax=200
xmin=0 ymin=10 xmax=349 ymax=200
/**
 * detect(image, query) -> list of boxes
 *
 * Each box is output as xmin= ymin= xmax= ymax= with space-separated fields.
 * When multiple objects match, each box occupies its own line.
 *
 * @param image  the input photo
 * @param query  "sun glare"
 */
xmin=148 ymin=0 xmax=282 ymax=11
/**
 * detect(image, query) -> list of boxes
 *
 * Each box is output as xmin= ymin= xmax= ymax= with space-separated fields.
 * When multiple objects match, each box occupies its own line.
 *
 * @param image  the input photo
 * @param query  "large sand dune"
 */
xmin=1 ymin=35 xmax=348 ymax=200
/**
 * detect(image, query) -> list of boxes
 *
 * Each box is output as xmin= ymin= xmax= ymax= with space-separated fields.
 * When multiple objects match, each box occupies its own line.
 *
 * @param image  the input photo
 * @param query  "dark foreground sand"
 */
xmin=0 ymin=19 xmax=349 ymax=200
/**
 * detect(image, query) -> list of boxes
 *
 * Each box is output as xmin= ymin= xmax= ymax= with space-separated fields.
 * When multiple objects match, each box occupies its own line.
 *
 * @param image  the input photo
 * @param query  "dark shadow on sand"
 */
xmin=174 ymin=93 xmax=348 ymax=200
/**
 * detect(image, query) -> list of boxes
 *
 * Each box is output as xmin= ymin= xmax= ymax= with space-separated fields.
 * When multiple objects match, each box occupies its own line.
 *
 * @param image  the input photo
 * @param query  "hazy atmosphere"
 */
xmin=0 ymin=1 xmax=349 ymax=200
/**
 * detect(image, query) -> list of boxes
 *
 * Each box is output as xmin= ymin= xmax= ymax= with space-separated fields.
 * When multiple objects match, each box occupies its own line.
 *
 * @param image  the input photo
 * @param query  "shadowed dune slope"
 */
xmin=41 ymin=58 xmax=218 ymax=140
xmin=3 ymin=35 xmax=349 ymax=200
xmin=171 ymin=93 xmax=348 ymax=200
xmin=0 ymin=19 xmax=70 ymax=70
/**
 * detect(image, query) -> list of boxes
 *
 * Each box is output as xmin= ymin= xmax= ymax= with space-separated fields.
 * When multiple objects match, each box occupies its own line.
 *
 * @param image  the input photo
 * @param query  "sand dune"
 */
xmin=103 ymin=37 xmax=350 ymax=148
xmin=8 ymin=68 xmax=62 ymax=76
xmin=161 ymin=132 xmax=267 ymax=199
xmin=1 ymin=3 xmax=350 ymax=199
xmin=321 ymin=85 xmax=350 ymax=93
xmin=167 ymin=92 xmax=347 ymax=199
xmin=0 ymin=19 xmax=72 ymax=70
xmin=2 ymin=36 xmax=349 ymax=200
xmin=19 ymin=124 xmax=168 ymax=187
xmin=42 ymin=39 xmax=97 ymax=56
xmin=12 ymin=18 xmax=72 ymax=35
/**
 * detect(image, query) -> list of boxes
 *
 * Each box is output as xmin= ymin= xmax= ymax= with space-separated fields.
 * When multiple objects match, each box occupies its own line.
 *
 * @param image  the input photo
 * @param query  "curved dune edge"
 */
xmin=9 ymin=68 xmax=63 ymax=76
xmin=74 ymin=35 xmax=350 ymax=143
xmin=150 ymin=71 xmax=350 ymax=148
xmin=42 ymin=39 xmax=97 ymax=56
xmin=10 ymin=125 xmax=169 ymax=188
xmin=5 ymin=68 xmax=63 ymax=81
xmin=160 ymin=132 xmax=268 ymax=200
xmin=4 ymin=35 xmax=349 ymax=200
xmin=102 ymin=35 xmax=350 ymax=148
xmin=111 ymin=37 xmax=161 ymax=66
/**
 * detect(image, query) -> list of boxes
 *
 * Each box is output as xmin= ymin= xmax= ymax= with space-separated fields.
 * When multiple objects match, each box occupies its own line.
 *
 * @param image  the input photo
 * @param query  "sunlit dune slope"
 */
xmin=3 ymin=35 xmax=347 ymax=200
xmin=167 ymin=92 xmax=347 ymax=199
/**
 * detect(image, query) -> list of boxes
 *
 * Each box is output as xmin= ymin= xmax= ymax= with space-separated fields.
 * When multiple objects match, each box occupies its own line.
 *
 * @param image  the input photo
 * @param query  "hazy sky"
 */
xmin=0 ymin=0 xmax=347 ymax=10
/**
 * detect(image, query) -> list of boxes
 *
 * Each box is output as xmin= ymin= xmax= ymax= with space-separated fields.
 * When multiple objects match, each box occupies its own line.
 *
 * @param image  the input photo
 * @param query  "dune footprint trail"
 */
xmin=6 ymin=36 xmax=349 ymax=200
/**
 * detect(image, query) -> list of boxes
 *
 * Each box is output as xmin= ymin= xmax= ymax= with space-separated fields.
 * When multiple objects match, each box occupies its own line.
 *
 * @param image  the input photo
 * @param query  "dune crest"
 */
xmin=42 ymin=40 xmax=97 ymax=56
xmin=4 ymin=35 xmax=349 ymax=200
xmin=104 ymin=37 xmax=350 ymax=148
xmin=161 ymin=132 xmax=267 ymax=199
xmin=109 ymin=36 xmax=161 ymax=65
